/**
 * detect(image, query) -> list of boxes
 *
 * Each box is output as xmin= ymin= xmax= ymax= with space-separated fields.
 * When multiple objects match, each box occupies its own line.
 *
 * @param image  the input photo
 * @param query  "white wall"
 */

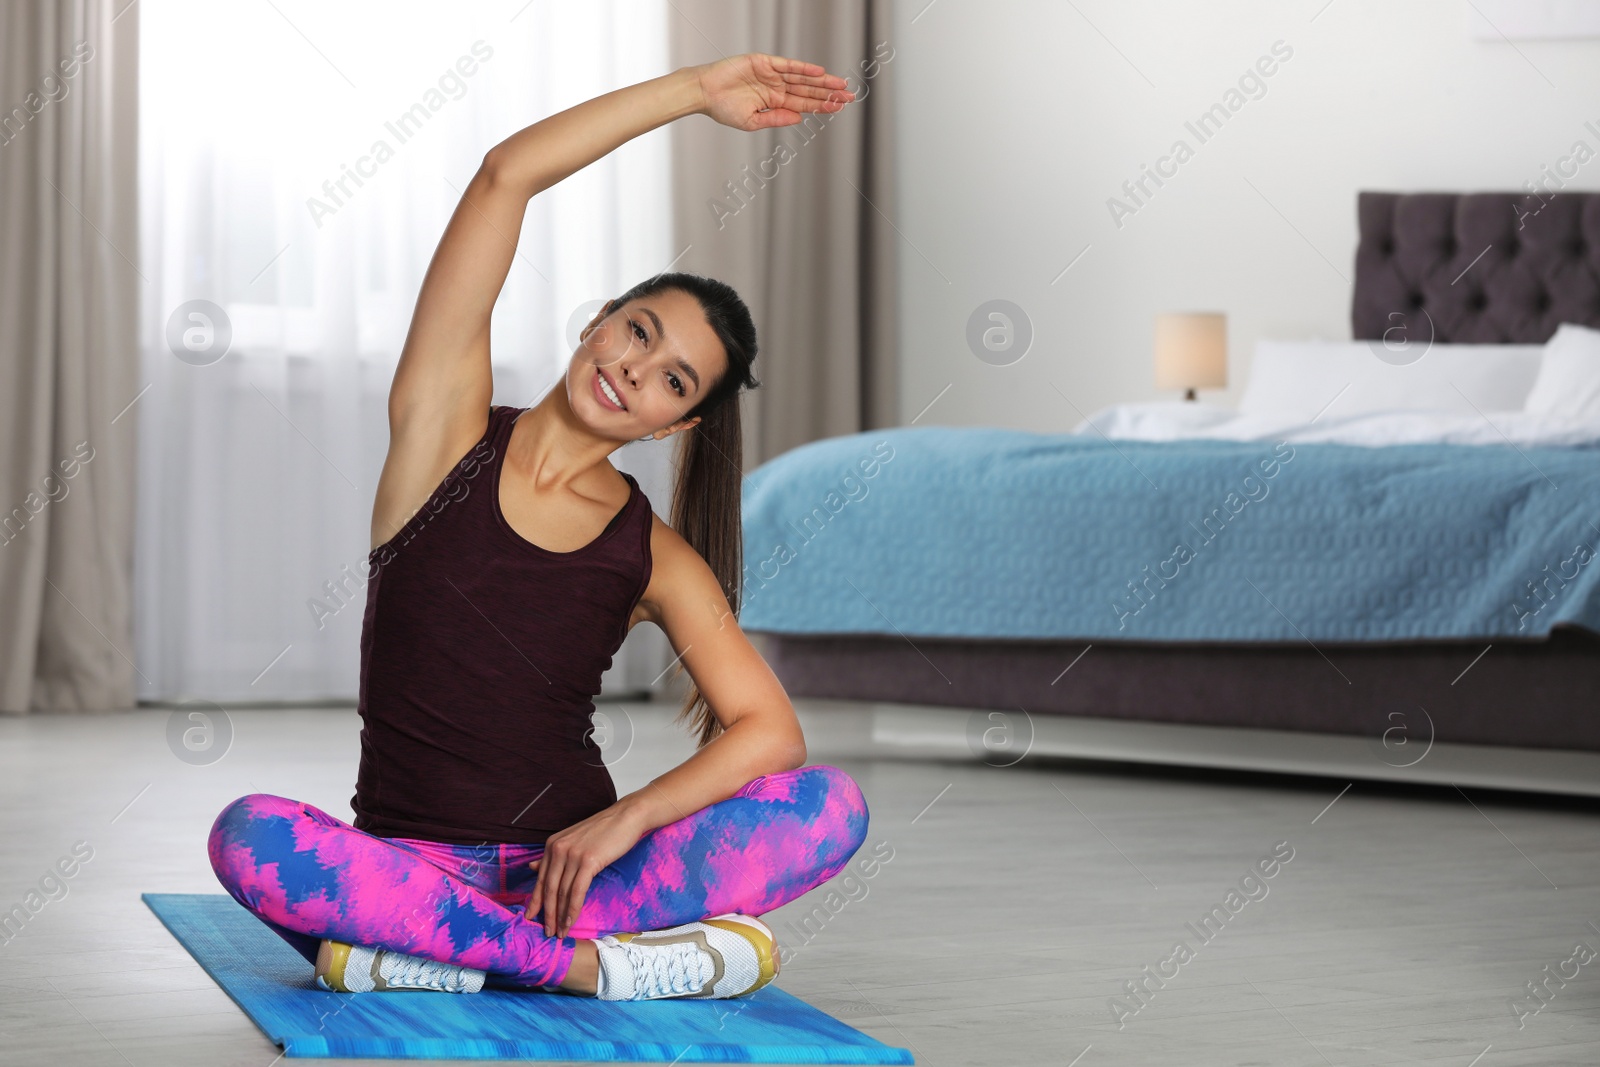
xmin=889 ymin=0 xmax=1600 ymax=429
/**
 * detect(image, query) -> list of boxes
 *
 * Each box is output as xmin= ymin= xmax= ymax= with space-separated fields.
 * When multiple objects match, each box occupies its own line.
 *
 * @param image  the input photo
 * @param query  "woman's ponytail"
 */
xmin=669 ymin=387 xmax=748 ymax=746
xmin=606 ymin=271 xmax=759 ymax=747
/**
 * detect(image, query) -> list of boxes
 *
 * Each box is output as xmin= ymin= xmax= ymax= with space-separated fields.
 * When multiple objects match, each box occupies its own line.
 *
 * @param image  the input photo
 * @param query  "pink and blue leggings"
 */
xmin=208 ymin=765 xmax=868 ymax=989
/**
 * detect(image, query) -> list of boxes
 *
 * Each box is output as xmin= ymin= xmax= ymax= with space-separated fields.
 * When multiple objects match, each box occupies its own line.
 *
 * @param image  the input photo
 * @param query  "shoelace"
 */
xmin=620 ymin=938 xmax=714 ymax=999
xmin=384 ymin=952 xmax=473 ymax=992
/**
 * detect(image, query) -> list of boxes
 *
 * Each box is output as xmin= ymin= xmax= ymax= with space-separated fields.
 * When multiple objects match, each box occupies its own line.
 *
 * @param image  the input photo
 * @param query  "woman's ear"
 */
xmin=664 ymin=415 xmax=702 ymax=438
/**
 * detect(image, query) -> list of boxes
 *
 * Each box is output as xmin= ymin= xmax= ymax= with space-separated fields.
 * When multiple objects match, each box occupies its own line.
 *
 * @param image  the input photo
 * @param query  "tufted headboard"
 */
xmin=1352 ymin=190 xmax=1600 ymax=344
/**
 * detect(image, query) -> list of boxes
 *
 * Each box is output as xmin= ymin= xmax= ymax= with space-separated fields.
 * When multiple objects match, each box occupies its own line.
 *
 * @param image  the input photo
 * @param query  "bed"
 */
xmin=737 ymin=191 xmax=1600 ymax=793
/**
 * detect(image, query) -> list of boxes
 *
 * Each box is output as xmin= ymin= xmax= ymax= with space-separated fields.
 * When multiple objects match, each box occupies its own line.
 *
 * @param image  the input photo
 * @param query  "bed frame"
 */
xmin=753 ymin=191 xmax=1600 ymax=773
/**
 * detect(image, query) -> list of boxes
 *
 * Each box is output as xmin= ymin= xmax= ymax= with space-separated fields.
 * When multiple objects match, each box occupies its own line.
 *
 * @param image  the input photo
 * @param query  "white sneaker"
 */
xmin=593 ymin=914 xmax=779 ymax=1001
xmin=315 ymin=938 xmax=486 ymax=994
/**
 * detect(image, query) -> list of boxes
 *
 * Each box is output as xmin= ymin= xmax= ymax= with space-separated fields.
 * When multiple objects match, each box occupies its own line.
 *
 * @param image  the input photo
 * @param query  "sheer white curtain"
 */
xmin=135 ymin=0 xmax=678 ymax=704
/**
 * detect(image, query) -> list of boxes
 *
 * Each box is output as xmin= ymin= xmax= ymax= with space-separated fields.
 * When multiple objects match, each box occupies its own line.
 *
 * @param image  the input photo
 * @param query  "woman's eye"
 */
xmin=630 ymin=319 xmax=648 ymax=344
xmin=667 ymin=373 xmax=684 ymax=397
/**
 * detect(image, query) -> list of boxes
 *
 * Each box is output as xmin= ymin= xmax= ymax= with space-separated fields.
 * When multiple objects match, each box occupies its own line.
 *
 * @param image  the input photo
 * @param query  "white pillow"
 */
xmin=1073 ymin=401 xmax=1238 ymax=439
xmin=1238 ymin=340 xmax=1545 ymax=421
xmin=1523 ymin=322 xmax=1600 ymax=420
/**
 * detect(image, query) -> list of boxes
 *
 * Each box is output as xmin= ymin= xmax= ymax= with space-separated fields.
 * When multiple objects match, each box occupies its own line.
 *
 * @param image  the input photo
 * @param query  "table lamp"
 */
xmin=1154 ymin=311 xmax=1227 ymax=401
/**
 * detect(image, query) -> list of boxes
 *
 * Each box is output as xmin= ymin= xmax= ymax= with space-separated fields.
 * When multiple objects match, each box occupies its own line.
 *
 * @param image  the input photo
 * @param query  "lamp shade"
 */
xmin=1153 ymin=312 xmax=1227 ymax=394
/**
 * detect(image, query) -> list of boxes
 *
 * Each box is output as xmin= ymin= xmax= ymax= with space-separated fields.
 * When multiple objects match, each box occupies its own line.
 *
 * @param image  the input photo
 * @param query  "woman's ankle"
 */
xmin=556 ymin=939 xmax=599 ymax=996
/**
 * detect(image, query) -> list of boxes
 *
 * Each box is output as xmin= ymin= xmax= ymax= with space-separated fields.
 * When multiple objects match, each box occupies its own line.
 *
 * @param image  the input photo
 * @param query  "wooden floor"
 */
xmin=2 ymin=701 xmax=1598 ymax=1066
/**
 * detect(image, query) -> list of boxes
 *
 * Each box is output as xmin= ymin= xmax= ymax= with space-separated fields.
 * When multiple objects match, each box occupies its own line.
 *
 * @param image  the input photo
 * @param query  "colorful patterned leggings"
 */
xmin=208 ymin=764 xmax=868 ymax=989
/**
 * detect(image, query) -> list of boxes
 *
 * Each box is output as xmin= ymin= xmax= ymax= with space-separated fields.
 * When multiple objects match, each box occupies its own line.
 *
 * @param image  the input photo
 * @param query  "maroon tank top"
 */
xmin=350 ymin=404 xmax=654 ymax=845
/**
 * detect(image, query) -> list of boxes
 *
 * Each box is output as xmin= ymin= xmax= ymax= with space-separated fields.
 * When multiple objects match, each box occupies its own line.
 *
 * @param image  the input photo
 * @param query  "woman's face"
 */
xmin=568 ymin=287 xmax=728 ymax=441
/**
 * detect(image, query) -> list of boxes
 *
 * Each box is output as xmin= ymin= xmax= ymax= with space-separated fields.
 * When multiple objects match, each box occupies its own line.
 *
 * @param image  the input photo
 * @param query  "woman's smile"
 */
xmin=593 ymin=365 xmax=628 ymax=412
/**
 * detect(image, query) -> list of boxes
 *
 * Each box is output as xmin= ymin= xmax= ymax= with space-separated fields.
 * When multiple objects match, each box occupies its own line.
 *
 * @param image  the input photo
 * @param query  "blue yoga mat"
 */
xmin=143 ymin=894 xmax=913 ymax=1063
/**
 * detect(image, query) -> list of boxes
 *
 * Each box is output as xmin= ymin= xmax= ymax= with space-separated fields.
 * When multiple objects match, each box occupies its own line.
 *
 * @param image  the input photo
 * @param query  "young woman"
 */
xmin=207 ymin=53 xmax=870 ymax=1002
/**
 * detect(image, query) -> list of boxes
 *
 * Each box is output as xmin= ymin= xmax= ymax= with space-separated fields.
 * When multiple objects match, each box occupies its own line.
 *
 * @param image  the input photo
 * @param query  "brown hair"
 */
xmin=607 ymin=271 xmax=760 ymax=747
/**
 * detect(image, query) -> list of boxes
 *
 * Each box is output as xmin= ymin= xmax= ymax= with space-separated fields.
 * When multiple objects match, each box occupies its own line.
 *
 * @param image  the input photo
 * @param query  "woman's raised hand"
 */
xmin=693 ymin=53 xmax=856 ymax=131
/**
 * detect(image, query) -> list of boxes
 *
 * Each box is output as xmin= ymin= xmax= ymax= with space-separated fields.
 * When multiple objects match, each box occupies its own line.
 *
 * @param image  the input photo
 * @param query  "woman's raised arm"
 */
xmin=487 ymin=54 xmax=854 ymax=196
xmin=371 ymin=56 xmax=853 ymax=553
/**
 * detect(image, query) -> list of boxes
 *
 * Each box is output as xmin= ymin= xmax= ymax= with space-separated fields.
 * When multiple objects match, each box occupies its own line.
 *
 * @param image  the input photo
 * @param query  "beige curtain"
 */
xmin=668 ymin=0 xmax=898 ymax=466
xmin=0 ymin=0 xmax=140 ymax=714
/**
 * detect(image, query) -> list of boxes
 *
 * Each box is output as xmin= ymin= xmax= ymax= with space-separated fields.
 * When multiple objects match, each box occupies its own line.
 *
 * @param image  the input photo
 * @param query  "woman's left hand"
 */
xmin=526 ymin=803 xmax=645 ymax=939
xmin=693 ymin=53 xmax=856 ymax=132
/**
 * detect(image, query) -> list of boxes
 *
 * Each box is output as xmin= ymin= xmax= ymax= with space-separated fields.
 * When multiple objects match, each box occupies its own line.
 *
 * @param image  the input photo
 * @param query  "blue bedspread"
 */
xmin=736 ymin=426 xmax=1600 ymax=642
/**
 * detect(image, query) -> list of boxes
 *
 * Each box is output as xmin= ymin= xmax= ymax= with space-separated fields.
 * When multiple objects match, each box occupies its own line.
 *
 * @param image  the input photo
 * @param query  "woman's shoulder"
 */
xmin=635 ymin=512 xmax=752 ymax=635
xmin=639 ymin=512 xmax=719 ymax=606
xmin=487 ymin=403 xmax=525 ymax=427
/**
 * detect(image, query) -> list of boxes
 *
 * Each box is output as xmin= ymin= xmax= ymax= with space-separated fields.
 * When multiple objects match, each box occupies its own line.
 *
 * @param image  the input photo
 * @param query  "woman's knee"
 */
xmin=793 ymin=765 xmax=870 ymax=870
xmin=207 ymin=793 xmax=296 ymax=892
xmin=816 ymin=763 xmax=867 ymax=817
xmin=734 ymin=764 xmax=869 ymax=865
xmin=209 ymin=792 xmax=293 ymax=842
